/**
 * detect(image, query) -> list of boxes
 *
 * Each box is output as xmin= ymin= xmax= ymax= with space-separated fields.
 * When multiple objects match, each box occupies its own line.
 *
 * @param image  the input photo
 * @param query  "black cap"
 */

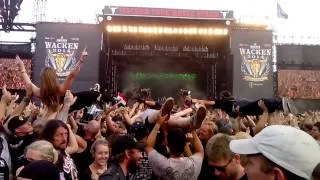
xmin=111 ymin=135 xmax=144 ymax=156
xmin=7 ymin=116 xmax=28 ymax=134
xmin=130 ymin=121 xmax=147 ymax=141
xmin=18 ymin=160 xmax=60 ymax=180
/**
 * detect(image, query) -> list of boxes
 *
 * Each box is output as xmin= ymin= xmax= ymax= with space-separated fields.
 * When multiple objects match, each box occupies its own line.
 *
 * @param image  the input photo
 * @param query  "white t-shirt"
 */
xmin=148 ymin=150 xmax=203 ymax=180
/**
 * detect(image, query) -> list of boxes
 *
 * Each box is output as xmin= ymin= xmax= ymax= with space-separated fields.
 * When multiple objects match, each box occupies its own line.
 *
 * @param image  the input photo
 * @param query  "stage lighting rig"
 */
xmin=105 ymin=25 xmax=228 ymax=36
xmin=0 ymin=0 xmax=24 ymax=32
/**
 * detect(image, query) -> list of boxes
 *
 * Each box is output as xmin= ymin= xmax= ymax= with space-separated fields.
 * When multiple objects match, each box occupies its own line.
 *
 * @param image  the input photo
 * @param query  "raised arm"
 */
xmin=75 ymin=134 xmax=87 ymax=153
xmin=191 ymin=130 xmax=204 ymax=158
xmin=9 ymin=84 xmax=33 ymax=117
xmin=56 ymin=90 xmax=77 ymax=123
xmin=123 ymin=108 xmax=135 ymax=125
xmin=66 ymin=124 xmax=79 ymax=155
xmin=145 ymin=114 xmax=168 ymax=153
xmin=16 ymin=55 xmax=40 ymax=97
xmin=5 ymin=94 xmax=17 ymax=118
xmin=0 ymin=85 xmax=13 ymax=122
xmin=192 ymin=98 xmax=215 ymax=106
xmin=129 ymin=102 xmax=139 ymax=118
xmin=253 ymin=100 xmax=269 ymax=135
xmin=60 ymin=48 xmax=88 ymax=94
xmin=68 ymin=115 xmax=79 ymax=134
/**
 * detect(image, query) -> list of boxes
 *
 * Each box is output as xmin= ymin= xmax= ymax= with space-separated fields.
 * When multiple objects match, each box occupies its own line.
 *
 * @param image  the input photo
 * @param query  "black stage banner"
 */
xmin=231 ymin=30 xmax=273 ymax=100
xmin=103 ymin=6 xmax=234 ymax=20
xmin=0 ymin=43 xmax=31 ymax=56
xmin=35 ymin=22 xmax=101 ymax=92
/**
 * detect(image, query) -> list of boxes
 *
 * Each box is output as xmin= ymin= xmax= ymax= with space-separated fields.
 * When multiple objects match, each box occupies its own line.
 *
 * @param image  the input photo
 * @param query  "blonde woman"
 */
xmin=81 ymin=139 xmax=109 ymax=180
xmin=16 ymin=140 xmax=58 ymax=176
xmin=16 ymin=49 xmax=87 ymax=120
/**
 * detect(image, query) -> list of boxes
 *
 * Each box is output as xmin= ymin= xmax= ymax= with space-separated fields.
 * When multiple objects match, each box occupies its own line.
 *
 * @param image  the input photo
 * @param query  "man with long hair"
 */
xmin=42 ymin=120 xmax=79 ymax=180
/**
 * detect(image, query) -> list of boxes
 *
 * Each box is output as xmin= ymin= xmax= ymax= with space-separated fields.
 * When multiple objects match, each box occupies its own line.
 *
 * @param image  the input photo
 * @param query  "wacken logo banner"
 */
xmin=44 ymin=36 xmax=79 ymax=77
xmin=239 ymin=43 xmax=271 ymax=83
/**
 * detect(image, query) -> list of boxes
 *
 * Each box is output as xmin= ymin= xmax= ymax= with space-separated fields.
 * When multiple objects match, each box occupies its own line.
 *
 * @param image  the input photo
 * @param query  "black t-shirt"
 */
xmin=0 ymin=137 xmax=9 ymax=180
xmin=72 ymin=139 xmax=94 ymax=173
xmin=72 ymin=125 xmax=95 ymax=173
xmin=129 ymin=150 xmax=153 ymax=180
xmin=99 ymin=164 xmax=126 ymax=180
xmin=81 ymin=166 xmax=108 ymax=180
xmin=198 ymin=155 xmax=218 ymax=180
xmin=9 ymin=134 xmax=35 ymax=171
xmin=80 ymin=167 xmax=92 ymax=180
xmin=76 ymin=123 xmax=85 ymax=137
xmin=58 ymin=151 xmax=78 ymax=180
xmin=238 ymin=174 xmax=248 ymax=180
xmin=0 ymin=157 xmax=9 ymax=180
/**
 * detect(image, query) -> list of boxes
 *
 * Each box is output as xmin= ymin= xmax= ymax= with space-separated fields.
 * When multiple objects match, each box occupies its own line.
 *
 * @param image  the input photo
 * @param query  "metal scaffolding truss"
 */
xmin=273 ymin=33 xmax=320 ymax=46
xmin=0 ymin=0 xmax=46 ymax=32
xmin=0 ymin=0 xmax=24 ymax=32
xmin=0 ymin=22 xmax=35 ymax=32
xmin=32 ymin=0 xmax=47 ymax=23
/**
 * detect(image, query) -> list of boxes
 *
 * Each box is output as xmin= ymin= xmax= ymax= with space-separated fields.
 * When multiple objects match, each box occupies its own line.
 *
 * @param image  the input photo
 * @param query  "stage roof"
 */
xmin=102 ymin=6 xmax=234 ymax=21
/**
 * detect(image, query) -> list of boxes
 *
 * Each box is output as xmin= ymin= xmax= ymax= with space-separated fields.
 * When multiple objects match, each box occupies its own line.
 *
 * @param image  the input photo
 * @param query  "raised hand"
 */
xmin=69 ymin=47 xmax=88 ymax=77
xmin=118 ymin=107 xmax=126 ymax=114
xmin=217 ymin=109 xmax=223 ymax=120
xmin=258 ymin=100 xmax=268 ymax=112
xmin=63 ymin=90 xmax=77 ymax=107
xmin=246 ymin=127 xmax=251 ymax=135
xmin=138 ymin=103 xmax=144 ymax=111
xmin=76 ymin=108 xmax=84 ymax=119
xmin=16 ymin=55 xmax=26 ymax=72
xmin=80 ymin=47 xmax=88 ymax=63
xmin=12 ymin=93 xmax=19 ymax=103
xmin=1 ymin=84 xmax=13 ymax=104
xmin=156 ymin=114 xmax=169 ymax=125
xmin=132 ymin=102 xmax=139 ymax=109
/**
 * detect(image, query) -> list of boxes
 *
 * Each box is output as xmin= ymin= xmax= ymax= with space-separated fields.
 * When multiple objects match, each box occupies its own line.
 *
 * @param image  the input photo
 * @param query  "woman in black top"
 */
xmin=81 ymin=139 xmax=109 ymax=180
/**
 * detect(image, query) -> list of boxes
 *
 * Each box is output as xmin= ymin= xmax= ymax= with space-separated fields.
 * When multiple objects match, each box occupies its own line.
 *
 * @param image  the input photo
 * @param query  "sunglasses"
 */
xmin=210 ymin=158 xmax=233 ymax=172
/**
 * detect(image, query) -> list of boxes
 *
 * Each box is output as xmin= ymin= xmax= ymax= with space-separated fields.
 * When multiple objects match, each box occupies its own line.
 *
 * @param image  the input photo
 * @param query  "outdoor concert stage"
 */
xmin=100 ymin=6 xmax=233 ymax=99
xmin=33 ymin=6 xmax=274 ymax=100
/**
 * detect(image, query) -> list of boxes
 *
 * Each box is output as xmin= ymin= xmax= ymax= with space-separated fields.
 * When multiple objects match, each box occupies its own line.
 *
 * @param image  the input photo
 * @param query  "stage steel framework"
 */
xmin=100 ymin=6 xmax=234 ymax=98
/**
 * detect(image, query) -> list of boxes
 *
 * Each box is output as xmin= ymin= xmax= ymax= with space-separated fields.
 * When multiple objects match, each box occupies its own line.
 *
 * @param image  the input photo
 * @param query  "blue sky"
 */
xmin=0 ymin=0 xmax=319 ymax=42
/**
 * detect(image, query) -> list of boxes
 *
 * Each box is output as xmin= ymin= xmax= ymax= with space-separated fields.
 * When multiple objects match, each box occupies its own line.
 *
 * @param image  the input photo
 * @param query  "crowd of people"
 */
xmin=0 ymin=50 xmax=320 ymax=180
xmin=278 ymin=69 xmax=320 ymax=99
xmin=0 ymin=58 xmax=32 ymax=89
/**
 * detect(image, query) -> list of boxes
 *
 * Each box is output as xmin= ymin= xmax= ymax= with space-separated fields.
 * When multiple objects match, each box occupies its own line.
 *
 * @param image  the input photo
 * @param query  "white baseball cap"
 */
xmin=229 ymin=125 xmax=320 ymax=179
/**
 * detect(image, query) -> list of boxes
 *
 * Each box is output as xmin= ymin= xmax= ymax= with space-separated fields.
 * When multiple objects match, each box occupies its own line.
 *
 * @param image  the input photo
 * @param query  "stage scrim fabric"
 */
xmin=278 ymin=70 xmax=320 ymax=99
xmin=230 ymin=30 xmax=273 ymax=100
xmin=35 ymin=22 xmax=101 ymax=92
xmin=0 ymin=58 xmax=32 ymax=89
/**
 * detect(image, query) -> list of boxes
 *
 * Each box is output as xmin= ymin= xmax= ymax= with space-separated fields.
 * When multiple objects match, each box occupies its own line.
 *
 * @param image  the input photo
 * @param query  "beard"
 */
xmin=127 ymin=159 xmax=140 ymax=174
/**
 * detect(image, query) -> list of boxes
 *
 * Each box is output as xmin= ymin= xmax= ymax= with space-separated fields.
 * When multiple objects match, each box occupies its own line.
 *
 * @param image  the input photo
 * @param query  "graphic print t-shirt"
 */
xmin=148 ymin=150 xmax=203 ymax=180
xmin=129 ymin=150 xmax=153 ymax=180
xmin=60 ymin=152 xmax=78 ymax=180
